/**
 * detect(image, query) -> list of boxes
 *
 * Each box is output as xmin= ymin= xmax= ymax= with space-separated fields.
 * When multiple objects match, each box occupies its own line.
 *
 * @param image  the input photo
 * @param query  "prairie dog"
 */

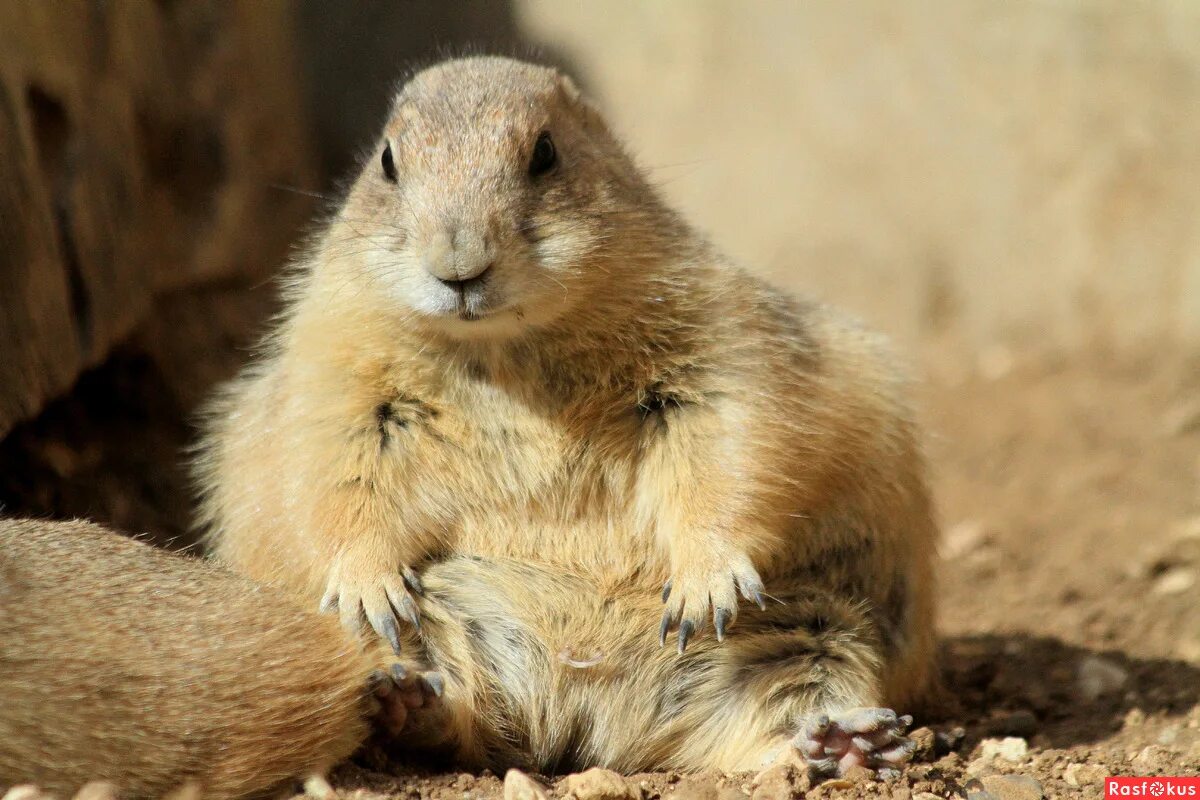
xmin=0 ymin=518 xmax=428 ymax=798
xmin=197 ymin=56 xmax=938 ymax=774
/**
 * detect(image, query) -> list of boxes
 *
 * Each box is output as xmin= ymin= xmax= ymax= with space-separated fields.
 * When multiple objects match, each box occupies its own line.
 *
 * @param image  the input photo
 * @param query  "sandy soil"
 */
xmin=2 ymin=334 xmax=1198 ymax=798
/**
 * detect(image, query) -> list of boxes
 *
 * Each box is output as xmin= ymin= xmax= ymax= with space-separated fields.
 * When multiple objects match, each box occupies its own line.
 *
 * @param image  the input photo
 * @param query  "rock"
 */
xmin=943 ymin=520 xmax=990 ymax=560
xmin=73 ymin=785 xmax=119 ymax=800
xmin=1124 ymin=708 xmax=1147 ymax=727
xmin=1063 ymin=763 xmax=1106 ymax=788
xmin=669 ymin=779 xmax=717 ymax=800
xmin=815 ymin=778 xmax=855 ymax=791
xmin=505 ymin=770 xmax=551 ymax=800
xmin=962 ymin=780 xmax=999 ymax=800
xmin=914 ymin=794 xmax=944 ymax=800
xmin=750 ymin=764 xmax=808 ymax=800
xmin=1153 ymin=567 xmax=1197 ymax=595
xmin=909 ymin=726 xmax=937 ymax=760
xmin=301 ymin=776 xmax=335 ymax=800
xmin=935 ymin=727 xmax=967 ymax=756
xmin=562 ymin=768 xmax=641 ymax=800
xmin=977 ymin=775 xmax=1044 ymax=800
xmin=1133 ymin=745 xmax=1178 ymax=772
xmin=986 ymin=710 xmax=1039 ymax=738
xmin=1 ymin=788 xmax=52 ymax=800
xmin=979 ymin=737 xmax=1029 ymax=763
xmin=1077 ymin=656 xmax=1129 ymax=701
xmin=841 ymin=765 xmax=875 ymax=784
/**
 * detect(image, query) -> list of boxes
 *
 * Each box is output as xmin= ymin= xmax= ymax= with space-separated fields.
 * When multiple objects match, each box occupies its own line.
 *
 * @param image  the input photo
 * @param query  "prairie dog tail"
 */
xmin=0 ymin=519 xmax=375 ymax=799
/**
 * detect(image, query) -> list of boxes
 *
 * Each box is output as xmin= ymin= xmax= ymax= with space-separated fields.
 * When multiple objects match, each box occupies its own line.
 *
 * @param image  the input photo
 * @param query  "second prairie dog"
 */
xmin=0 ymin=518 xmax=375 ymax=799
xmin=197 ymin=56 xmax=938 ymax=774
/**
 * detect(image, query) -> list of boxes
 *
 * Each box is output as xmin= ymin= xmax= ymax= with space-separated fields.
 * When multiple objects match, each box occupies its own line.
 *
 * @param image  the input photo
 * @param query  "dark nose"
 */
xmin=436 ymin=264 xmax=492 ymax=291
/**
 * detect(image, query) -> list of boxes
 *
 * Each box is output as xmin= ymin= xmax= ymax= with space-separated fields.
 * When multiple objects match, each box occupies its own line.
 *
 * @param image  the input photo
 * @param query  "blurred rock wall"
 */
xmin=0 ymin=1 xmax=318 ymax=438
xmin=518 ymin=0 xmax=1200 ymax=351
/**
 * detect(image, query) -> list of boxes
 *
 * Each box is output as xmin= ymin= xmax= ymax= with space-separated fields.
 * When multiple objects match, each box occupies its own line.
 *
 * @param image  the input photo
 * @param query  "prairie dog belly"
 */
xmin=450 ymin=516 xmax=664 ymax=586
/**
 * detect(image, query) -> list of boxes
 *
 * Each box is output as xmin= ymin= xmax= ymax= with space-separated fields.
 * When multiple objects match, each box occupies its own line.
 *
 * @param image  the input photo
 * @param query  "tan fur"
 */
xmin=196 ymin=56 xmax=939 ymax=772
xmin=0 ymin=518 xmax=373 ymax=798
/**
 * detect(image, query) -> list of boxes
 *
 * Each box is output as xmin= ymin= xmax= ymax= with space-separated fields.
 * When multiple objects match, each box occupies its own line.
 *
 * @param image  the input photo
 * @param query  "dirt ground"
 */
xmin=2 ymin=324 xmax=1198 ymax=798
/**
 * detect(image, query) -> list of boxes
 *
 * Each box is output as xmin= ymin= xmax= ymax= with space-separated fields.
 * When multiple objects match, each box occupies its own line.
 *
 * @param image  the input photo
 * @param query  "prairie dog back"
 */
xmin=0 ymin=519 xmax=374 ymax=799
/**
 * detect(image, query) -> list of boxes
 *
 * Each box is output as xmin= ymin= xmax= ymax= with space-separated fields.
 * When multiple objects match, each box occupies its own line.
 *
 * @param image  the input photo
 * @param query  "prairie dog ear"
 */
xmin=556 ymin=73 xmax=582 ymax=103
xmin=556 ymin=73 xmax=607 ymax=132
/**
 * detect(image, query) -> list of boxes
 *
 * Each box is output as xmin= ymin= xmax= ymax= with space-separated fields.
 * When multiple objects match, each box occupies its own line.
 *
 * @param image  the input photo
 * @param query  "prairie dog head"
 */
xmin=327 ymin=56 xmax=666 ymax=341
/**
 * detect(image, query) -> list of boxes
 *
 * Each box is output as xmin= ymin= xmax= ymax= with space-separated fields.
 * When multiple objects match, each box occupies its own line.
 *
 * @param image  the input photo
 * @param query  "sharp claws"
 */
xmin=661 ymin=579 xmax=672 ymax=603
xmin=420 ymin=672 xmax=445 ymax=698
xmin=750 ymin=588 xmax=767 ymax=611
xmin=398 ymin=595 xmax=421 ymax=629
xmin=390 ymin=663 xmax=407 ymax=683
xmin=403 ymin=567 xmax=425 ymax=596
xmin=714 ymin=607 xmax=731 ymax=642
xmin=807 ymin=756 xmax=838 ymax=775
xmin=378 ymin=613 xmax=403 ymax=655
xmin=659 ymin=609 xmax=672 ymax=647
xmin=677 ymin=619 xmax=694 ymax=653
xmin=802 ymin=713 xmax=832 ymax=740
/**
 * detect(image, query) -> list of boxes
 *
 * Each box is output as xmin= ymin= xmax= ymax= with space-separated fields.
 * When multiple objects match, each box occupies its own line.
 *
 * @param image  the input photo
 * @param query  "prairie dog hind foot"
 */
xmin=795 ymin=707 xmax=915 ymax=777
xmin=368 ymin=664 xmax=445 ymax=737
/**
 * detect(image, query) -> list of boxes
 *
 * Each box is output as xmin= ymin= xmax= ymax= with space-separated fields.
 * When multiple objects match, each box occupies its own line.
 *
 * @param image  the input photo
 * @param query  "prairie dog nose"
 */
xmin=423 ymin=227 xmax=492 ymax=284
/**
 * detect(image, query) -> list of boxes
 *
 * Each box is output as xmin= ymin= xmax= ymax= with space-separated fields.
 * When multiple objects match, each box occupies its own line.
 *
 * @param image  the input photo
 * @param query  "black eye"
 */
xmin=381 ymin=141 xmax=398 ymax=183
xmin=528 ymin=131 xmax=557 ymax=177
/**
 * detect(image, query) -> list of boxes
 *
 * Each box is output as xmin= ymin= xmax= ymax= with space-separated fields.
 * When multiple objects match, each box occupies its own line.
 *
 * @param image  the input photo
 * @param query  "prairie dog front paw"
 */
xmin=319 ymin=543 xmax=423 ymax=654
xmin=659 ymin=548 xmax=765 ymax=652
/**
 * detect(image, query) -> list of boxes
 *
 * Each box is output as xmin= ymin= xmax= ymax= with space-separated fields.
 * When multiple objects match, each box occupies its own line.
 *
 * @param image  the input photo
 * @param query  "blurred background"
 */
xmin=2 ymin=0 xmax=1199 ymax=778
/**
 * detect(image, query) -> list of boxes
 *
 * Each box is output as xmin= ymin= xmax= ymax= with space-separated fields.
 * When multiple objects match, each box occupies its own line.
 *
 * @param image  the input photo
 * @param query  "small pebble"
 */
xmin=749 ymin=764 xmax=807 ymax=800
xmin=1153 ymin=567 xmax=1197 ymax=595
xmin=977 ymin=775 xmax=1043 ymax=800
xmin=562 ymin=768 xmax=641 ymax=800
xmin=979 ymin=736 xmax=1029 ymax=763
xmin=840 ymin=765 xmax=875 ymax=784
xmin=943 ymin=520 xmax=989 ymax=560
xmin=74 ymin=785 xmax=119 ymax=800
xmin=1077 ymin=655 xmax=1128 ymax=701
xmin=909 ymin=726 xmax=937 ymax=760
xmin=505 ymin=769 xmax=551 ymax=800
xmin=935 ymin=726 xmax=967 ymax=756
xmin=1063 ymin=763 xmax=1106 ymax=788
xmin=669 ymin=779 xmax=716 ymax=800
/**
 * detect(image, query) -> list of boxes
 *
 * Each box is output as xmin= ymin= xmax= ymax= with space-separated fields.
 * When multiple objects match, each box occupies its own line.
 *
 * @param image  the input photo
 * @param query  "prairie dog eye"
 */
xmin=381 ymin=141 xmax=398 ymax=182
xmin=528 ymin=131 xmax=557 ymax=177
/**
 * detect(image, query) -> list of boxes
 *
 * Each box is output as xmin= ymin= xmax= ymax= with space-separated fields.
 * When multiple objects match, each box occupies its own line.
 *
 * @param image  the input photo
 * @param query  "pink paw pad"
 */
xmin=794 ymin=707 xmax=915 ymax=776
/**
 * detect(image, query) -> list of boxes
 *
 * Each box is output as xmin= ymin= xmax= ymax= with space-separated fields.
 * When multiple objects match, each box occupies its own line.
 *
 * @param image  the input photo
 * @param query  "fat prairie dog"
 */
xmin=197 ymin=56 xmax=938 ymax=775
xmin=0 ymin=518 xmax=432 ymax=798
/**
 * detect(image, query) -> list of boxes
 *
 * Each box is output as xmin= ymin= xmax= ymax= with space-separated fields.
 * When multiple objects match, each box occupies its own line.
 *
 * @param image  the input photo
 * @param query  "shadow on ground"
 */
xmin=937 ymin=633 xmax=1200 ymax=749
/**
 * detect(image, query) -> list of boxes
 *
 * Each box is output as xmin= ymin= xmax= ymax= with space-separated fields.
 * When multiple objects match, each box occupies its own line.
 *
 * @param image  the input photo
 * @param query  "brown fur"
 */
xmin=0 ymin=518 xmax=373 ymax=798
xmin=196 ymin=56 xmax=939 ymax=772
